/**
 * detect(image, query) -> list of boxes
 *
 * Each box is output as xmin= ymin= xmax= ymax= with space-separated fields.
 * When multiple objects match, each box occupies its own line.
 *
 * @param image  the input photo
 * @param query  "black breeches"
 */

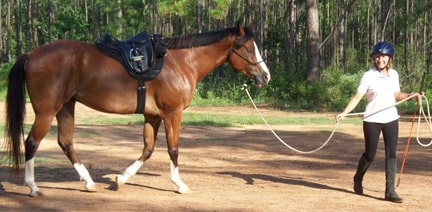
xmin=362 ymin=119 xmax=399 ymax=162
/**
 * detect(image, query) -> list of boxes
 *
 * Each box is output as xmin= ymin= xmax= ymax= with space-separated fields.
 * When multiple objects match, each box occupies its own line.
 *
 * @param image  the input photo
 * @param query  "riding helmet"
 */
xmin=372 ymin=41 xmax=394 ymax=57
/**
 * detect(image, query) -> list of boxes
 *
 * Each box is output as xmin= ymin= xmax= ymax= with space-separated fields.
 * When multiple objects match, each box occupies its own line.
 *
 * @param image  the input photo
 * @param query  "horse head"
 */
xmin=227 ymin=24 xmax=271 ymax=87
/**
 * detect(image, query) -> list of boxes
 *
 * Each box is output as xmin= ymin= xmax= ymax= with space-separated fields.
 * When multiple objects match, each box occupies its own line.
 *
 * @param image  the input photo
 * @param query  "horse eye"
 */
xmin=246 ymin=46 xmax=254 ymax=54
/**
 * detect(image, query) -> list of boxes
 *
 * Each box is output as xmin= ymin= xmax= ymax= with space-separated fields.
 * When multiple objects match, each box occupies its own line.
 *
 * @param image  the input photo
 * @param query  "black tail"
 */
xmin=4 ymin=54 xmax=29 ymax=173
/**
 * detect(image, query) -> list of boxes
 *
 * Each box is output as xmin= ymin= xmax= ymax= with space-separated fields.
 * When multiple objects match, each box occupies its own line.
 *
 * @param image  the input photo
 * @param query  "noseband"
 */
xmin=229 ymin=38 xmax=264 ymax=66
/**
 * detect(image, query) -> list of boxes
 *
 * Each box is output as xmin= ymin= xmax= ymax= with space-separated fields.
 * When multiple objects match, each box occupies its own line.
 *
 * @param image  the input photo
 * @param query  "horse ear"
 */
xmin=236 ymin=20 xmax=243 ymax=28
xmin=237 ymin=21 xmax=245 ymax=36
xmin=248 ymin=23 xmax=255 ymax=30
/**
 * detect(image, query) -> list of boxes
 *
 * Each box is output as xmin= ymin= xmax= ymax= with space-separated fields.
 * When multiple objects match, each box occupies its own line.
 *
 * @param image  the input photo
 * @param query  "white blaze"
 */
xmin=253 ymin=42 xmax=270 ymax=82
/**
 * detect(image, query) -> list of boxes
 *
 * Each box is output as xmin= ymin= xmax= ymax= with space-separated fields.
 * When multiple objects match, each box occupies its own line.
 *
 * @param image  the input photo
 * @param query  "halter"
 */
xmin=229 ymin=36 xmax=264 ymax=66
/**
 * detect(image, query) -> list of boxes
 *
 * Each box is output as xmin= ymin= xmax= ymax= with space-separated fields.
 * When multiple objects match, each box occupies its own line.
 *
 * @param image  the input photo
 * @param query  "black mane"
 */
xmin=163 ymin=27 xmax=254 ymax=49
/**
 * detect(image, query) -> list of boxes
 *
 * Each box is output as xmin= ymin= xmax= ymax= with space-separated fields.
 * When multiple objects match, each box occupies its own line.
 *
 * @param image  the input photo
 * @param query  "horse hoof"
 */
xmin=85 ymin=184 xmax=97 ymax=192
xmin=29 ymin=190 xmax=42 ymax=197
xmin=178 ymin=186 xmax=191 ymax=194
xmin=115 ymin=175 xmax=125 ymax=190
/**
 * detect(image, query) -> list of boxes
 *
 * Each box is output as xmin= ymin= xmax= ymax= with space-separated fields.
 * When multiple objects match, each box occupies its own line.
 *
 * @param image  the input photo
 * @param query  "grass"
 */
xmin=79 ymin=115 xmax=143 ymax=125
xmin=73 ymin=110 xmax=361 ymax=127
xmin=183 ymin=112 xmax=361 ymax=127
xmin=0 ymin=152 xmax=60 ymax=166
xmin=0 ymin=108 xmax=362 ymax=131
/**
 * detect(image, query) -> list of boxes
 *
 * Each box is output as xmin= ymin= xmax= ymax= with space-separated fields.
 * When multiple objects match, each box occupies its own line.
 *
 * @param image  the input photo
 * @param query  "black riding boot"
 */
xmin=353 ymin=154 xmax=372 ymax=195
xmin=354 ymin=154 xmax=372 ymax=194
xmin=385 ymin=158 xmax=403 ymax=203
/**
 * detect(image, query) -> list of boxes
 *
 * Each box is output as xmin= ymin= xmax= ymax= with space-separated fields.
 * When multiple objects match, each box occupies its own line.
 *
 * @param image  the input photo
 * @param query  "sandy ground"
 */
xmin=1 ymin=103 xmax=431 ymax=211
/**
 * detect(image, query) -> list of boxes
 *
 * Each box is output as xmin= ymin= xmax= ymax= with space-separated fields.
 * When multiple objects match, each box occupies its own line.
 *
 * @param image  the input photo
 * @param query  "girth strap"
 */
xmin=136 ymin=80 xmax=146 ymax=114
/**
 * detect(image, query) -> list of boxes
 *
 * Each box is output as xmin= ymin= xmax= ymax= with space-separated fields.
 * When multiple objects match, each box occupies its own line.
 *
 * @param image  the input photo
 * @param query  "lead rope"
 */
xmin=415 ymin=95 xmax=432 ymax=147
xmin=242 ymin=84 xmax=432 ymax=154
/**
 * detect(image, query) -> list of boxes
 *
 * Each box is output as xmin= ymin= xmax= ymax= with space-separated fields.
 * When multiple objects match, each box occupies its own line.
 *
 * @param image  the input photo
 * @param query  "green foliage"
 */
xmin=0 ymin=63 xmax=12 ymax=101
xmin=193 ymin=64 xmax=361 ymax=112
xmin=157 ymin=0 xmax=193 ymax=17
xmin=209 ymin=0 xmax=232 ymax=19
xmin=194 ymin=64 xmax=256 ymax=105
xmin=52 ymin=3 xmax=90 ymax=40
xmin=263 ymin=69 xmax=358 ymax=112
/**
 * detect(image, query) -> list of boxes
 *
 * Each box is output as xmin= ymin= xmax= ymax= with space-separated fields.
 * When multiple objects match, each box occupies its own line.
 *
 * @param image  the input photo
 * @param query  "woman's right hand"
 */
xmin=336 ymin=113 xmax=345 ymax=122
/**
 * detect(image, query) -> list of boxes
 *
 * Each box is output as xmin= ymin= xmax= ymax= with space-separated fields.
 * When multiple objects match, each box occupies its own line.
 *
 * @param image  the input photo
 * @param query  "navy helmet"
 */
xmin=372 ymin=41 xmax=394 ymax=57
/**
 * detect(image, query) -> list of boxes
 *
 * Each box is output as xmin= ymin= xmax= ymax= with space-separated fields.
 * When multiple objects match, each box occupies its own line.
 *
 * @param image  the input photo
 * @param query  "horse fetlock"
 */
xmin=25 ymin=181 xmax=42 ymax=197
xmin=29 ymin=189 xmax=43 ymax=197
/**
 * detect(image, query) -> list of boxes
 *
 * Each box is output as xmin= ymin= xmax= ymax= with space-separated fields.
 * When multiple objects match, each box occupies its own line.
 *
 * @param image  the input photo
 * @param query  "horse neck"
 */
xmin=186 ymin=39 xmax=234 ymax=82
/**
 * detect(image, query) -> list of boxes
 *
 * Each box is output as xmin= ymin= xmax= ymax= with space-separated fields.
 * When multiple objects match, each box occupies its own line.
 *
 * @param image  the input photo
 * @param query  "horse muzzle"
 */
xmin=251 ymin=65 xmax=271 ymax=88
xmin=255 ymin=73 xmax=270 ymax=87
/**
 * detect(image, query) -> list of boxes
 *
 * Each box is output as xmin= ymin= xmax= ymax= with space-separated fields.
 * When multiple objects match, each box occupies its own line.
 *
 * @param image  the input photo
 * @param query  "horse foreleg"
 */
xmin=115 ymin=160 xmax=144 ymax=188
xmin=169 ymin=156 xmax=190 ymax=194
xmin=165 ymin=112 xmax=190 ymax=194
xmin=73 ymin=163 xmax=96 ymax=192
xmin=116 ymin=116 xmax=161 ymax=189
xmin=57 ymin=101 xmax=96 ymax=192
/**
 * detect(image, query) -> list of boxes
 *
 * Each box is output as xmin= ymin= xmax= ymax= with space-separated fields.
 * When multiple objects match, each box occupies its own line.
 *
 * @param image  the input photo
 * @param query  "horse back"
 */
xmin=23 ymin=39 xmax=197 ymax=116
xmin=25 ymin=40 xmax=139 ymax=114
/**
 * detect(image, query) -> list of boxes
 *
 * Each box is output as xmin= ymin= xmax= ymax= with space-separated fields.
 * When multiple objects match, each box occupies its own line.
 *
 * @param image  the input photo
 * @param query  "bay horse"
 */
xmin=4 ymin=23 xmax=270 ymax=197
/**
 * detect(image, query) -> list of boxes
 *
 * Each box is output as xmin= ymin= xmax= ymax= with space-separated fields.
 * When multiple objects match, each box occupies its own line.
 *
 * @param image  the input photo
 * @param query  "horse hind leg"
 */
xmin=56 ymin=101 xmax=96 ymax=192
xmin=116 ymin=116 xmax=161 ymax=190
xmin=24 ymin=114 xmax=56 ymax=197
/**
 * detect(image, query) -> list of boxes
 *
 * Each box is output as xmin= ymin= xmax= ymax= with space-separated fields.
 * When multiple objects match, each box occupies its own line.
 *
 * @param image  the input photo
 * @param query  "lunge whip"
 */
xmin=397 ymin=57 xmax=429 ymax=187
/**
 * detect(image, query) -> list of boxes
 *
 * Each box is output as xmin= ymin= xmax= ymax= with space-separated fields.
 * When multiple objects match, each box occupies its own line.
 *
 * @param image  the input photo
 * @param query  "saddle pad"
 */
xmin=95 ymin=33 xmax=166 ymax=82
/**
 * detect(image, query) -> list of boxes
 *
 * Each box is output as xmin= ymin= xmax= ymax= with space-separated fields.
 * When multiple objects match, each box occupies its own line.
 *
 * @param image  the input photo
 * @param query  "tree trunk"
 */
xmin=306 ymin=0 xmax=320 ymax=82
xmin=14 ymin=0 xmax=22 ymax=57
xmin=5 ymin=0 xmax=11 ymax=61
xmin=196 ymin=0 xmax=202 ymax=33
xmin=0 ymin=1 xmax=3 ymax=61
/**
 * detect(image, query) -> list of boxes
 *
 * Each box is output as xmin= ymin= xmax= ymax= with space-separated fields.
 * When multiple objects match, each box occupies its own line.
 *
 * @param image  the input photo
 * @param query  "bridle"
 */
xmin=229 ymin=37 xmax=264 ymax=66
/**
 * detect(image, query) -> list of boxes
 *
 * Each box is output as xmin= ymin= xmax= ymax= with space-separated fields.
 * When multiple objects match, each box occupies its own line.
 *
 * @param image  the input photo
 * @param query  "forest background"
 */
xmin=0 ymin=0 xmax=431 ymax=113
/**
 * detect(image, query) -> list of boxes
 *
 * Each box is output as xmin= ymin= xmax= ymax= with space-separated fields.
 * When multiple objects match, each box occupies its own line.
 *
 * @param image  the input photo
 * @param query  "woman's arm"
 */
xmin=337 ymin=92 xmax=364 ymax=121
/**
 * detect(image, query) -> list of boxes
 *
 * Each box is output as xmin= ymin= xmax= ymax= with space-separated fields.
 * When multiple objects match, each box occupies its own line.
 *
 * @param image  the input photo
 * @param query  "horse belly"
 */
xmin=73 ymin=69 xmax=140 ymax=114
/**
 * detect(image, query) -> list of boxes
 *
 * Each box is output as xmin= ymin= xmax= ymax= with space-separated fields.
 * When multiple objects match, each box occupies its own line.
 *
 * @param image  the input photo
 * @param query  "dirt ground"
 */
xmin=1 ymin=103 xmax=431 ymax=211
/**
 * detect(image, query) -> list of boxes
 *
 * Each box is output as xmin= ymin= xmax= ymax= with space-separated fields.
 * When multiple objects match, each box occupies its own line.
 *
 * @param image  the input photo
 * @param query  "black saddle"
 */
xmin=95 ymin=32 xmax=167 ymax=114
xmin=95 ymin=32 xmax=166 ymax=82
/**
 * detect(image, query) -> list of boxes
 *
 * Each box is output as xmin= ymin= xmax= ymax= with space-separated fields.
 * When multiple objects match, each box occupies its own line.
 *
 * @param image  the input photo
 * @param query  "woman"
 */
xmin=337 ymin=41 xmax=421 ymax=203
